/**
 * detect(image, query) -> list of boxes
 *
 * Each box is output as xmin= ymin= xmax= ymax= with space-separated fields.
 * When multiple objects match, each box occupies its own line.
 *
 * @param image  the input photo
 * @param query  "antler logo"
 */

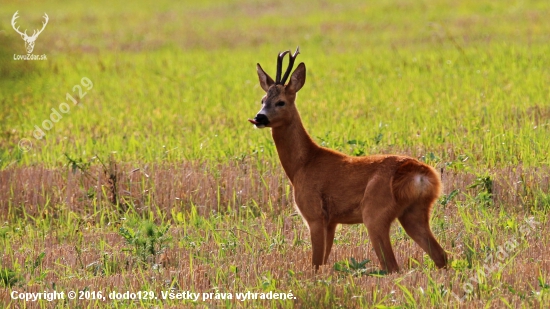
xmin=11 ymin=11 xmax=49 ymax=54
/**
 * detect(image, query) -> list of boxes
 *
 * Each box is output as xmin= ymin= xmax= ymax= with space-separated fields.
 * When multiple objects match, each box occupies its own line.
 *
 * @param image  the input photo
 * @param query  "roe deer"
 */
xmin=248 ymin=47 xmax=448 ymax=273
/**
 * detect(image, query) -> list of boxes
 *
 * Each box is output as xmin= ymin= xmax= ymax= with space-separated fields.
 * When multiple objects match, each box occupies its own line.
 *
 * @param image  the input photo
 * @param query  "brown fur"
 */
xmin=252 ymin=60 xmax=448 ymax=273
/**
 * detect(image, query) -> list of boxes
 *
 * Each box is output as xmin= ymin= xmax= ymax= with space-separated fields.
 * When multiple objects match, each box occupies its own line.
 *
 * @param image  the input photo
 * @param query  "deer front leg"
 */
xmin=324 ymin=223 xmax=337 ymax=264
xmin=308 ymin=220 xmax=327 ymax=269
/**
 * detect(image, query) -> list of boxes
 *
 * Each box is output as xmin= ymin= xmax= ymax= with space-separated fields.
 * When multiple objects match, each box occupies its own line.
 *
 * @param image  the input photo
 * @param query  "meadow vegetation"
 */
xmin=0 ymin=0 xmax=549 ymax=307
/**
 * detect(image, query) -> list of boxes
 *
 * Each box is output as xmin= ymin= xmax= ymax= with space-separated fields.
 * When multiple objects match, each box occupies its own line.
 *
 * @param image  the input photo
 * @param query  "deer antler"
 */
xmin=11 ymin=11 xmax=28 ymax=37
xmin=31 ymin=13 xmax=49 ymax=39
xmin=276 ymin=50 xmax=290 ymax=84
xmin=280 ymin=46 xmax=300 ymax=85
xmin=11 ymin=11 xmax=49 ymax=39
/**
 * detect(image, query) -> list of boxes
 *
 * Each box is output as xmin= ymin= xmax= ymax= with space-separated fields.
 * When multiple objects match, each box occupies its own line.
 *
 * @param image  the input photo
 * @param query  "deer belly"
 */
xmin=332 ymin=204 xmax=364 ymax=224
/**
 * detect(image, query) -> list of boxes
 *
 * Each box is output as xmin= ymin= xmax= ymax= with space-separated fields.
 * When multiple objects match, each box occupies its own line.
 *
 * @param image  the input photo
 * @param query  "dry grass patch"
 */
xmin=0 ymin=161 xmax=549 ymax=307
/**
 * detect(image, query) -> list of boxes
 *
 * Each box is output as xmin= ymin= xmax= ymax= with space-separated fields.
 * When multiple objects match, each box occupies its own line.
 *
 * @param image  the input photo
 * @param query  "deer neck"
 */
xmin=271 ymin=113 xmax=318 ymax=182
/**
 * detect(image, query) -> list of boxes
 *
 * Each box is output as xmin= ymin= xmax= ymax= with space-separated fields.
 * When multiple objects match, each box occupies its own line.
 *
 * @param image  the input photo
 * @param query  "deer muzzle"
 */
xmin=248 ymin=114 xmax=270 ymax=128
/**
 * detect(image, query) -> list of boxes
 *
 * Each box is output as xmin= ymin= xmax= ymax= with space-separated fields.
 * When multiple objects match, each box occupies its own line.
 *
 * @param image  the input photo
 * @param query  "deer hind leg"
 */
xmin=398 ymin=203 xmax=447 ymax=269
xmin=363 ymin=211 xmax=399 ymax=273
xmin=361 ymin=178 xmax=401 ymax=273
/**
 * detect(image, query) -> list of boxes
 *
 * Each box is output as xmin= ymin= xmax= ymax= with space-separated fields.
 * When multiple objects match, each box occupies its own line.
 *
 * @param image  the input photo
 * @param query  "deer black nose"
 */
xmin=254 ymin=114 xmax=270 ymax=125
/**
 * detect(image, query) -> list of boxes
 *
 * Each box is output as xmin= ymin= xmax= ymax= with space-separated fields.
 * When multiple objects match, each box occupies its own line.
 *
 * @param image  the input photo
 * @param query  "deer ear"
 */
xmin=257 ymin=63 xmax=275 ymax=92
xmin=287 ymin=62 xmax=306 ymax=94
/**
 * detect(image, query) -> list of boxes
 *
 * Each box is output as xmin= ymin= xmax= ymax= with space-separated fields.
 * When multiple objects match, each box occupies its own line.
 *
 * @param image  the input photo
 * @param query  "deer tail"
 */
xmin=391 ymin=159 xmax=441 ymax=206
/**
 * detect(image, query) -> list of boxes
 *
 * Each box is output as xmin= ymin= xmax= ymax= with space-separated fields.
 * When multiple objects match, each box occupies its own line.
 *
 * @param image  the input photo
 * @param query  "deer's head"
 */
xmin=249 ymin=47 xmax=306 ymax=129
xmin=11 ymin=11 xmax=49 ymax=54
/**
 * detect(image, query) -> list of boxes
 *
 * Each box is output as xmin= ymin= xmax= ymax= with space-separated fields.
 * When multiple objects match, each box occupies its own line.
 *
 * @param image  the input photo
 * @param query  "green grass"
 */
xmin=1 ymin=0 xmax=550 ymax=307
xmin=1 ymin=0 xmax=549 ymax=168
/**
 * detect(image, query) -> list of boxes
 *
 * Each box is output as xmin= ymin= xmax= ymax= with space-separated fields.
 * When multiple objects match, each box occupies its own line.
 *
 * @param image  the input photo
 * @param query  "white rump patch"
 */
xmin=415 ymin=174 xmax=428 ymax=192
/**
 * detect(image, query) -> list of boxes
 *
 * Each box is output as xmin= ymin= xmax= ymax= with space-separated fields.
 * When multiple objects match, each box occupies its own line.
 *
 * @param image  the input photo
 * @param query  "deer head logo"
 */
xmin=11 ymin=11 xmax=49 ymax=54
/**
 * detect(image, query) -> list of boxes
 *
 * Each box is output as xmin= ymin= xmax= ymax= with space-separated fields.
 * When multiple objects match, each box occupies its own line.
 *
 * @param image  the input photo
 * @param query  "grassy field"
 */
xmin=1 ymin=0 xmax=549 ymax=307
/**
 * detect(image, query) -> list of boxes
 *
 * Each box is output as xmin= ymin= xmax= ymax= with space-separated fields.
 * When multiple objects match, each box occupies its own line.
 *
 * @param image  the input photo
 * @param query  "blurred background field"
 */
xmin=1 ymin=0 xmax=549 ymax=168
xmin=1 ymin=0 xmax=550 ymax=308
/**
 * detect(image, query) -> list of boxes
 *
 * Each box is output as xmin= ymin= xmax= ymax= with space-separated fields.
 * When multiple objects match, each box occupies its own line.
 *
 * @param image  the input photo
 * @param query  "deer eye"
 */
xmin=275 ymin=101 xmax=285 ymax=107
